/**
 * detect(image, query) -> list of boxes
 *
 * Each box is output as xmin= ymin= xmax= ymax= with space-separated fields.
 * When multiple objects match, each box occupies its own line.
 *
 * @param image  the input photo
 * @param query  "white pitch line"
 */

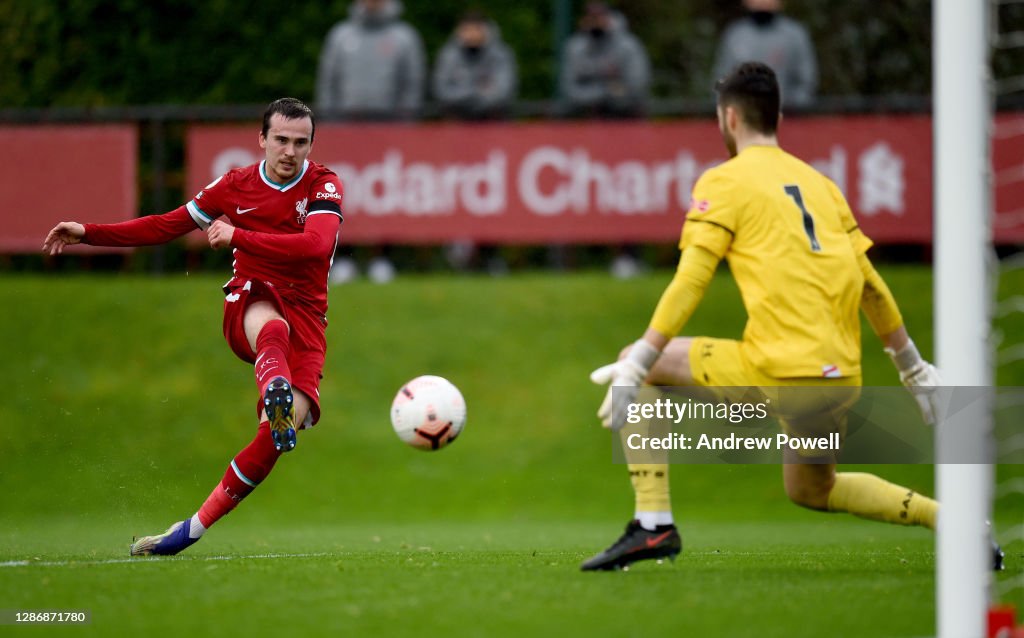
xmin=0 ymin=552 xmax=332 ymax=568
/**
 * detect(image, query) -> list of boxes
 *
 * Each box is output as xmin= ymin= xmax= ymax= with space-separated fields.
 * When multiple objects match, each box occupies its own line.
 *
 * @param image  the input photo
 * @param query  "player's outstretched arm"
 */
xmin=590 ymin=246 xmax=719 ymax=429
xmin=42 ymin=222 xmax=85 ymax=256
xmin=591 ymin=337 xmax=662 ymax=430
xmin=858 ymin=252 xmax=942 ymax=424
xmin=45 ymin=207 xmax=199 ymax=251
xmin=881 ymin=326 xmax=943 ymax=425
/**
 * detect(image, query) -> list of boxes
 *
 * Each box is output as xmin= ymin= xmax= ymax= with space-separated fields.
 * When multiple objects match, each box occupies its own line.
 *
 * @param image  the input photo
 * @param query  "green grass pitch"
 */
xmin=1 ymin=266 xmax=1021 ymax=637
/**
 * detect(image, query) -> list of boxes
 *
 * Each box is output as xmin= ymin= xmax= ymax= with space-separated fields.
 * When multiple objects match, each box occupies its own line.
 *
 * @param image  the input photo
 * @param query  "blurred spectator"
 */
xmin=328 ymin=256 xmax=360 ymax=285
xmin=560 ymin=2 xmax=651 ymax=118
xmin=316 ymin=0 xmax=426 ymax=120
xmin=367 ymin=254 xmax=397 ymax=284
xmin=712 ymin=0 xmax=818 ymax=107
xmin=433 ymin=10 xmax=517 ymax=120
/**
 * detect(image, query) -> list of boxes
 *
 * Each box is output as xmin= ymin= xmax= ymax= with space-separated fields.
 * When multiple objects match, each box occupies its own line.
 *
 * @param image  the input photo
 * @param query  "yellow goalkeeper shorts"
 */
xmin=686 ymin=337 xmax=861 ymax=450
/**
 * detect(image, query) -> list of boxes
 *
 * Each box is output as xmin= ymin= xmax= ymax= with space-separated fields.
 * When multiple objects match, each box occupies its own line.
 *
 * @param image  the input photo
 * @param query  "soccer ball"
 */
xmin=390 ymin=375 xmax=466 ymax=451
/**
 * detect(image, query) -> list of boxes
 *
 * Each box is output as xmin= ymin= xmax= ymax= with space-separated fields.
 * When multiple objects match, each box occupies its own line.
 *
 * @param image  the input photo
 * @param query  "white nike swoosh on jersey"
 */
xmin=236 ymin=206 xmax=258 ymax=215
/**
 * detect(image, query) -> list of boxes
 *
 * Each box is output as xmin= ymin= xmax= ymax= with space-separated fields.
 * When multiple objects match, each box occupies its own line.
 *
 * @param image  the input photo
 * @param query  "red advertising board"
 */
xmin=994 ymin=115 xmax=1024 ymax=242
xmin=185 ymin=116 xmax=1023 ymax=245
xmin=0 ymin=125 xmax=137 ymax=253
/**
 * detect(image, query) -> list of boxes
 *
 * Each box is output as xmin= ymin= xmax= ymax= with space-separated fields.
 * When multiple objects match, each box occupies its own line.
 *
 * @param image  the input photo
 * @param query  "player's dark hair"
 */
xmin=714 ymin=62 xmax=780 ymax=135
xmin=262 ymin=97 xmax=316 ymax=142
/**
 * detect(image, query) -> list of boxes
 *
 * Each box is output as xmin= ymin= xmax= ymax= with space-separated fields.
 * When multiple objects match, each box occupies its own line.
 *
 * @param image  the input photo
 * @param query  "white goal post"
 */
xmin=934 ymin=1 xmax=994 ymax=637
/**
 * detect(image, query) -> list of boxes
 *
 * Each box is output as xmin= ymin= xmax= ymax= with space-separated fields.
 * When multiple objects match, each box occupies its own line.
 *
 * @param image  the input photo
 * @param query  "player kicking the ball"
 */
xmin=583 ymin=63 xmax=1004 ymax=572
xmin=43 ymin=98 xmax=343 ymax=556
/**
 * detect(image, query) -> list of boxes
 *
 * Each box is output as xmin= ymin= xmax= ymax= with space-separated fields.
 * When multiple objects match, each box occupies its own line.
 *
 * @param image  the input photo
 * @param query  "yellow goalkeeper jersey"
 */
xmin=680 ymin=145 xmax=873 ymax=378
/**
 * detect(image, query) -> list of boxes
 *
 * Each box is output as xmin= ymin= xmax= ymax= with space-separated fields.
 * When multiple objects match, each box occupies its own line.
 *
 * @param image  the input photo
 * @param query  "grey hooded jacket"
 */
xmin=712 ymin=14 xmax=818 ymax=107
xmin=432 ymin=21 xmax=517 ymax=118
xmin=559 ymin=11 xmax=651 ymax=116
xmin=316 ymin=0 xmax=426 ymax=118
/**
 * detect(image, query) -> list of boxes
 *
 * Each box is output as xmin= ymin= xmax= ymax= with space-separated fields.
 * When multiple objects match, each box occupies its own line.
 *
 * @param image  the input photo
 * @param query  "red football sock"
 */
xmin=197 ymin=422 xmax=282 ymax=529
xmin=254 ymin=319 xmax=291 ymax=393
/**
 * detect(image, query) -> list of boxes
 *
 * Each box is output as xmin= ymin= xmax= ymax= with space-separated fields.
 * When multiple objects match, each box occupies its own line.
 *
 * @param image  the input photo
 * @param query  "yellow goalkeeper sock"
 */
xmin=827 ymin=472 xmax=937 ymax=529
xmin=628 ymin=463 xmax=671 ymax=518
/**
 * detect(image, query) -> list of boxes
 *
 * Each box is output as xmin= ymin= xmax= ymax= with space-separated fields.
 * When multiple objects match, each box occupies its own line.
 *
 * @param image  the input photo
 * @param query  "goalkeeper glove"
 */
xmin=885 ymin=339 xmax=943 ymax=425
xmin=590 ymin=339 xmax=661 ymax=430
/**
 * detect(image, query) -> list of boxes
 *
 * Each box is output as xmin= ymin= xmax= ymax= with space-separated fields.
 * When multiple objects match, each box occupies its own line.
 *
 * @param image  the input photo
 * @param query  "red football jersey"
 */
xmin=187 ymin=160 xmax=344 ymax=313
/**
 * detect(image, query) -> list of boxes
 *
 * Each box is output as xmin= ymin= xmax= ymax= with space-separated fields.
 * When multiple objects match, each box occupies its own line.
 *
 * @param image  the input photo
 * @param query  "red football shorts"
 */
xmin=222 ymin=277 xmax=326 ymax=427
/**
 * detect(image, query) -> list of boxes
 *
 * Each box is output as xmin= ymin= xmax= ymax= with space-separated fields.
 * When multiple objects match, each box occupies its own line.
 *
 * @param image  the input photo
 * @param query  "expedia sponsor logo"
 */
xmin=315 ymin=191 xmax=341 ymax=200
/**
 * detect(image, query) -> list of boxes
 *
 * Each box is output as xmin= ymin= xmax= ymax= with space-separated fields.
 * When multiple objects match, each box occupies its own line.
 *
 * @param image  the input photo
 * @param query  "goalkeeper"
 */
xmin=583 ymin=62 xmax=1002 ymax=572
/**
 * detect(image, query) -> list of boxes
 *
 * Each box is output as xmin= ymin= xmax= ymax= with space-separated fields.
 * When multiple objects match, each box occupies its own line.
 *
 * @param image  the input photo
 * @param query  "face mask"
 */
xmin=750 ymin=10 xmax=777 ymax=26
xmin=463 ymin=45 xmax=483 ymax=57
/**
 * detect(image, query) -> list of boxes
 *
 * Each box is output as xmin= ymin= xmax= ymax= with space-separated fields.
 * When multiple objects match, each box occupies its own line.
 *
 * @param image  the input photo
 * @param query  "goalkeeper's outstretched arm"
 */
xmin=858 ymin=252 xmax=942 ymax=423
xmin=589 ymin=246 xmax=721 ymax=429
xmin=647 ymin=245 xmax=720 ymax=344
xmin=858 ymin=251 xmax=908 ymax=350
